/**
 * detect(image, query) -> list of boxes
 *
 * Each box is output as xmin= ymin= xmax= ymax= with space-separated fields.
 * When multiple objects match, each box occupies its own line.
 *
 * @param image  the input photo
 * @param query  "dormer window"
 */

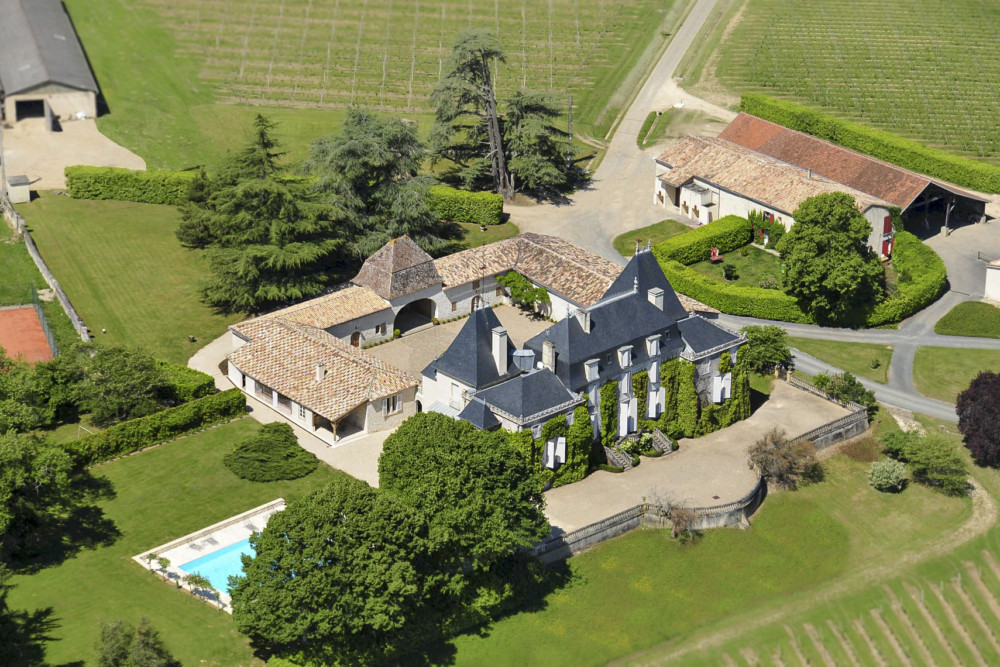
xmin=618 ymin=345 xmax=632 ymax=368
xmin=585 ymin=359 xmax=600 ymax=383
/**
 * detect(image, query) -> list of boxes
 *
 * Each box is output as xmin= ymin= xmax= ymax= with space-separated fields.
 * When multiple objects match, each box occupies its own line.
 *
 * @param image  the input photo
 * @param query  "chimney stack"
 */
xmin=807 ymin=168 xmax=813 ymax=180
xmin=542 ymin=341 xmax=556 ymax=373
xmin=648 ymin=287 xmax=664 ymax=311
xmin=491 ymin=327 xmax=508 ymax=374
xmin=315 ymin=361 xmax=326 ymax=382
xmin=573 ymin=308 xmax=591 ymax=333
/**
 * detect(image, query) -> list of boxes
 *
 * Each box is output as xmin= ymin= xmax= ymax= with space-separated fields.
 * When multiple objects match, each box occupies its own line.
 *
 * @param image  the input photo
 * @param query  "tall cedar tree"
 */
xmin=503 ymin=90 xmax=576 ymax=196
xmin=378 ymin=413 xmax=549 ymax=577
xmin=305 ymin=109 xmax=447 ymax=258
xmin=176 ymin=115 xmax=343 ymax=314
xmin=958 ymin=370 xmax=1000 ymax=467
xmin=776 ymin=192 xmax=885 ymax=325
xmin=229 ymin=476 xmax=452 ymax=664
xmin=431 ymin=30 xmax=511 ymax=197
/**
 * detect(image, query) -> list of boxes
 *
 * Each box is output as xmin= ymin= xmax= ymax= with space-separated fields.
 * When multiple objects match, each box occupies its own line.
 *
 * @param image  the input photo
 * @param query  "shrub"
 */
xmin=869 ymin=459 xmax=907 ymax=492
xmin=740 ymin=94 xmax=1000 ymax=193
xmin=813 ymin=372 xmax=877 ymax=419
xmin=907 ymin=436 xmax=969 ymax=496
xmin=157 ymin=361 xmax=215 ymax=403
xmin=659 ymin=259 xmax=813 ymax=322
xmin=748 ymin=428 xmax=820 ymax=490
xmin=653 ymin=215 xmax=751 ymax=265
xmin=65 ymin=166 xmax=197 ymax=205
xmin=498 ymin=271 xmax=549 ymax=309
xmin=64 ymin=389 xmax=246 ymax=466
xmin=865 ymin=232 xmax=946 ymax=326
xmin=958 ymin=370 xmax=1000 ymax=467
xmin=224 ymin=423 xmax=318 ymax=482
xmin=426 ymin=185 xmax=503 ymax=225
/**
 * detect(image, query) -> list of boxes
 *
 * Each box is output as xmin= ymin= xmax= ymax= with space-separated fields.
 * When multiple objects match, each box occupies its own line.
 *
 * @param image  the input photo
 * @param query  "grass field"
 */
xmin=913 ymin=346 xmax=1000 ymax=403
xmin=454 ymin=221 xmax=519 ymax=249
xmin=451 ymin=450 xmax=970 ymax=665
xmin=62 ymin=0 xmax=689 ymax=169
xmin=788 ymin=337 xmax=893 ymax=384
xmin=698 ymin=0 xmax=1000 ymax=163
xmin=614 ymin=219 xmax=691 ymax=256
xmin=689 ymin=244 xmax=783 ymax=287
xmin=935 ymin=301 xmax=1000 ymax=340
xmin=7 ymin=419 xmax=342 ymax=666
xmin=18 ymin=194 xmax=241 ymax=364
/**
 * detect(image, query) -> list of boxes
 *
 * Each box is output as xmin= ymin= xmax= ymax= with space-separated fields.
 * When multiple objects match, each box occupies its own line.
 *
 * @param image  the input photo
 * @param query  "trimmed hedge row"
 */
xmin=65 ymin=166 xmax=197 ymax=205
xmin=157 ymin=361 xmax=216 ymax=403
xmin=427 ymin=185 xmax=503 ymax=225
xmin=654 ymin=215 xmax=751 ymax=265
xmin=65 ymin=389 xmax=246 ymax=466
xmin=658 ymin=258 xmax=814 ymax=323
xmin=741 ymin=94 xmax=1000 ymax=194
xmin=865 ymin=231 xmax=946 ymax=326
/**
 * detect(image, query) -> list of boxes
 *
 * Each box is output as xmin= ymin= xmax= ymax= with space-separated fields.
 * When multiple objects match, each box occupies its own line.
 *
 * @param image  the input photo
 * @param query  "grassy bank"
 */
xmin=913 ymin=346 xmax=1000 ymax=403
xmin=614 ymin=220 xmax=691 ymax=257
xmin=935 ymin=301 xmax=1000 ymax=340
xmin=788 ymin=337 xmax=893 ymax=384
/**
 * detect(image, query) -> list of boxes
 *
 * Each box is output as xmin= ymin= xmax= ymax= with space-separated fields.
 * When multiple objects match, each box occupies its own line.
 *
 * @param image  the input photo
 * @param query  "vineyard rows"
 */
xmin=713 ymin=0 xmax=1000 ymax=163
xmin=696 ymin=549 xmax=1000 ymax=666
xmin=137 ymin=0 xmax=675 ymax=127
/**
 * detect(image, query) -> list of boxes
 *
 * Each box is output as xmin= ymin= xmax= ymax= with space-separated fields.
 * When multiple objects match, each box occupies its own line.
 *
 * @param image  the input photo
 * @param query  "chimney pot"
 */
xmin=648 ymin=287 xmax=665 ymax=311
xmin=491 ymin=327 xmax=508 ymax=374
xmin=315 ymin=361 xmax=326 ymax=382
xmin=542 ymin=341 xmax=556 ymax=373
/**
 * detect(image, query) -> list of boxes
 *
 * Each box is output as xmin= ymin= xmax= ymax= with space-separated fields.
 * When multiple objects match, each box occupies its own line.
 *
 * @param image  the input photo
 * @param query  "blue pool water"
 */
xmin=179 ymin=538 xmax=255 ymax=592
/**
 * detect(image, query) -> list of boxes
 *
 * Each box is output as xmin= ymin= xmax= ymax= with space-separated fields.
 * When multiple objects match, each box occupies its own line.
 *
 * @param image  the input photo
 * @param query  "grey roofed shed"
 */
xmin=0 ymin=0 xmax=98 ymax=96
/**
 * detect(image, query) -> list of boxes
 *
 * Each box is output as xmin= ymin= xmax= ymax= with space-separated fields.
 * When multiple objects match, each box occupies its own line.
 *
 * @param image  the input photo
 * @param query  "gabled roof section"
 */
xmin=352 ymin=236 xmax=443 ymax=300
xmin=719 ymin=113 xmax=988 ymax=210
xmin=475 ymin=369 xmax=580 ymax=422
xmin=457 ymin=398 xmax=501 ymax=430
xmin=656 ymin=136 xmax=890 ymax=215
xmin=678 ymin=315 xmax=743 ymax=356
xmin=231 ymin=285 xmax=389 ymax=334
xmin=603 ymin=250 xmax=689 ymax=321
xmin=422 ymin=308 xmax=516 ymax=389
xmin=0 ymin=0 xmax=99 ymax=96
xmin=229 ymin=319 xmax=415 ymax=423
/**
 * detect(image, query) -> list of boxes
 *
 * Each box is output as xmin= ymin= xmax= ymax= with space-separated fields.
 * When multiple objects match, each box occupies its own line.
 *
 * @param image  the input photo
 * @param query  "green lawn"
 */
xmin=454 ymin=221 xmax=519 ymax=250
xmin=7 ymin=419 xmax=342 ymax=666
xmin=934 ymin=301 xmax=1000 ymax=339
xmin=913 ymin=346 xmax=1000 ymax=403
xmin=689 ymin=244 xmax=783 ymax=288
xmin=788 ymin=337 xmax=893 ymax=384
xmin=451 ymin=452 xmax=970 ymax=665
xmin=614 ymin=219 xmax=692 ymax=257
xmin=637 ymin=110 xmax=675 ymax=148
xmin=19 ymin=193 xmax=241 ymax=364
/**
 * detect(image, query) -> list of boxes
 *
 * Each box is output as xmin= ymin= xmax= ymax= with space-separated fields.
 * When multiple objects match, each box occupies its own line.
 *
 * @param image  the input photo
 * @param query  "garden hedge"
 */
xmin=65 ymin=389 xmax=246 ymax=466
xmin=65 ymin=166 xmax=197 ymax=205
xmin=654 ymin=215 xmax=751 ymax=265
xmin=865 ymin=231 xmax=946 ymax=326
xmin=426 ymin=185 xmax=503 ymax=225
xmin=741 ymin=94 xmax=1000 ymax=194
xmin=157 ymin=361 xmax=216 ymax=403
xmin=657 ymin=258 xmax=814 ymax=323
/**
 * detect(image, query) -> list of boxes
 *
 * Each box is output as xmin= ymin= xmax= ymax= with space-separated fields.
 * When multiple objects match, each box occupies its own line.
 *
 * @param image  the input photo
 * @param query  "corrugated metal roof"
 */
xmin=0 ymin=0 xmax=98 ymax=96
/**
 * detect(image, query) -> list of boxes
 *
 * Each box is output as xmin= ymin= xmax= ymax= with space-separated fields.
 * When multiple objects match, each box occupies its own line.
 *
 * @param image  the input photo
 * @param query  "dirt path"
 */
xmin=617 ymin=479 xmax=997 ymax=665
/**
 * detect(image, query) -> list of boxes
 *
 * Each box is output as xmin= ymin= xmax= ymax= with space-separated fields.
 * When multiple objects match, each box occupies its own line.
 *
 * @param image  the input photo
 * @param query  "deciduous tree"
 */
xmin=748 ymin=428 xmax=820 ymax=490
xmin=957 ymin=370 xmax=1000 ymax=467
xmin=738 ymin=325 xmax=792 ymax=373
xmin=96 ymin=617 xmax=179 ymax=667
xmin=777 ymin=192 xmax=885 ymax=324
xmin=78 ymin=345 xmax=168 ymax=426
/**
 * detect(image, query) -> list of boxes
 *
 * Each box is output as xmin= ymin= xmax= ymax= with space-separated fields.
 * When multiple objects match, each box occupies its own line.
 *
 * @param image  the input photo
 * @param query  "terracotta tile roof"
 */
xmin=232 ymin=285 xmax=390 ymax=334
xmin=434 ymin=233 xmax=623 ymax=307
xmin=719 ymin=113 xmax=987 ymax=209
xmin=229 ymin=319 xmax=415 ymax=423
xmin=656 ymin=136 xmax=890 ymax=215
xmin=353 ymin=235 xmax=443 ymax=299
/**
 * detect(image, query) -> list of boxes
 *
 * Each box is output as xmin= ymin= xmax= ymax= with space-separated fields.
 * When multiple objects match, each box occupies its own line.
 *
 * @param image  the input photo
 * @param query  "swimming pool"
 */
xmin=179 ymin=538 xmax=255 ymax=592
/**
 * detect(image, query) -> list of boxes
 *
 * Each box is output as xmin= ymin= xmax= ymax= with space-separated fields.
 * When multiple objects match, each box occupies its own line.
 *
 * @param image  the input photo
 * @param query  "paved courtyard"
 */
xmin=364 ymin=304 xmax=552 ymax=379
xmin=543 ymin=381 xmax=850 ymax=532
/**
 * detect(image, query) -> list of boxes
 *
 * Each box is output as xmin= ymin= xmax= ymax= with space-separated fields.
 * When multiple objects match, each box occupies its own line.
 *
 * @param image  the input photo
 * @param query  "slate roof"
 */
xmin=475 ymin=368 xmax=580 ymax=422
xmin=0 ymin=0 xmax=98 ymax=95
xmin=353 ymin=236 xmax=443 ymax=300
xmin=656 ymin=136 xmax=890 ymax=215
xmin=603 ymin=250 xmax=689 ymax=321
xmin=232 ymin=285 xmax=389 ymax=334
xmin=457 ymin=398 xmax=502 ymax=430
xmin=678 ymin=315 xmax=742 ymax=355
xmin=719 ymin=113 xmax=988 ymax=210
xmin=434 ymin=233 xmax=623 ymax=307
xmin=229 ymin=319 xmax=415 ymax=423
xmin=422 ymin=308 xmax=516 ymax=389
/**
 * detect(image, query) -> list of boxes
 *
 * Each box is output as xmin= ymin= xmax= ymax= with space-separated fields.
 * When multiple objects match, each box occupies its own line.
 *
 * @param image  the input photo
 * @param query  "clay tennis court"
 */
xmin=0 ymin=306 xmax=54 ymax=363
